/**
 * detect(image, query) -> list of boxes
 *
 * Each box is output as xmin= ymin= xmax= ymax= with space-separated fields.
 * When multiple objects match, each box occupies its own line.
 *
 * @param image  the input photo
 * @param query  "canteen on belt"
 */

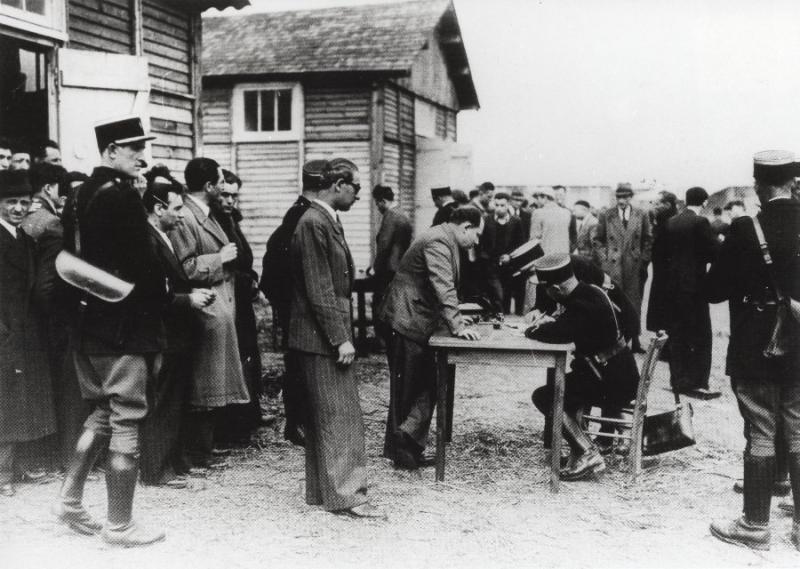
xmin=55 ymin=250 xmax=134 ymax=303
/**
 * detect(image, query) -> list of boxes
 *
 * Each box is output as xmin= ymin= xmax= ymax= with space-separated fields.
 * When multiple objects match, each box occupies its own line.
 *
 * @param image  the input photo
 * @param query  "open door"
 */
xmin=414 ymin=137 xmax=473 ymax=235
xmin=58 ymin=48 xmax=151 ymax=173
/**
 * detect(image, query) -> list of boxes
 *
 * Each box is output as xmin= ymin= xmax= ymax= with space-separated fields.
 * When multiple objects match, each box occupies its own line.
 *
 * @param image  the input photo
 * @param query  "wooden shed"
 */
xmin=0 ymin=0 xmax=248 ymax=174
xmin=201 ymin=0 xmax=479 ymax=273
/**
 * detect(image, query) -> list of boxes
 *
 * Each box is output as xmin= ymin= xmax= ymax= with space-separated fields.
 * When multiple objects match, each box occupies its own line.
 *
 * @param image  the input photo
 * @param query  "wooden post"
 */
xmin=189 ymin=11 xmax=203 ymax=157
xmin=550 ymin=356 xmax=566 ymax=493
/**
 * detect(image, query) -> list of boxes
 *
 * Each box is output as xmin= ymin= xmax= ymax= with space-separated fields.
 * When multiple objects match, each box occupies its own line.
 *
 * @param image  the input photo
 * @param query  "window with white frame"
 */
xmin=232 ymin=83 xmax=303 ymax=142
xmin=0 ymin=0 xmax=65 ymax=35
xmin=414 ymin=99 xmax=437 ymax=139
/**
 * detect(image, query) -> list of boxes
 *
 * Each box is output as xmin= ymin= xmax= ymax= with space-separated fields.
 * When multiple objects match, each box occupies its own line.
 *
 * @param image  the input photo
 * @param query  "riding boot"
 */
xmin=560 ymin=413 xmax=605 ymax=481
xmin=53 ymin=429 xmax=108 ymax=535
xmin=101 ymin=452 xmax=165 ymax=547
xmin=711 ymin=455 xmax=774 ymax=550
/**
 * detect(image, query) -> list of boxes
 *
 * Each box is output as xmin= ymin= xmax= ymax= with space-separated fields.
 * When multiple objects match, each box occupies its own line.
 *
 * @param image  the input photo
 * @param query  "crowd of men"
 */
xmin=0 ymin=124 xmax=798 ymax=551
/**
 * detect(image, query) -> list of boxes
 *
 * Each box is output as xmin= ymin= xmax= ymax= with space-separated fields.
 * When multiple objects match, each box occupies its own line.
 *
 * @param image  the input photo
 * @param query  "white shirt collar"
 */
xmin=0 ymin=218 xmax=18 ymax=238
xmin=187 ymin=193 xmax=210 ymax=217
xmin=313 ymin=199 xmax=338 ymax=222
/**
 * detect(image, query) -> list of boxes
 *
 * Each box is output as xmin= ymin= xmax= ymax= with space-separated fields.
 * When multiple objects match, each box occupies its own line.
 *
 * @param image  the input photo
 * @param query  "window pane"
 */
xmin=277 ymin=89 xmax=292 ymax=131
xmin=27 ymin=0 xmax=46 ymax=14
xmin=1 ymin=0 xmax=25 ymax=9
xmin=260 ymin=90 xmax=275 ymax=131
xmin=243 ymin=91 xmax=258 ymax=131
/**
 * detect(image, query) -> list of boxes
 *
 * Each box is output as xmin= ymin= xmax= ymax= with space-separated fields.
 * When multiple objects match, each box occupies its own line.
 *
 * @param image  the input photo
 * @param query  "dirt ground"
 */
xmin=2 ymin=301 xmax=799 ymax=569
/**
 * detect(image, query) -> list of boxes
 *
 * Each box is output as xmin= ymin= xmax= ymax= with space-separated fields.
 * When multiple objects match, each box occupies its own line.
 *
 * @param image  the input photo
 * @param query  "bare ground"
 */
xmin=2 ymin=302 xmax=799 ymax=569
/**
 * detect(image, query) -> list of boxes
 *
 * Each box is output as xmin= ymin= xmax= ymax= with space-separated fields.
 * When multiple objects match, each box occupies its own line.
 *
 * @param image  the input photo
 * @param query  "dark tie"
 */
xmin=16 ymin=227 xmax=24 ymax=241
xmin=622 ymin=208 xmax=628 ymax=229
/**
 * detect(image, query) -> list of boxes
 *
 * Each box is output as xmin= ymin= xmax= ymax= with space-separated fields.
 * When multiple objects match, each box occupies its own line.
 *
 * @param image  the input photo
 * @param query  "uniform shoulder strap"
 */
xmin=73 ymin=179 xmax=117 ymax=256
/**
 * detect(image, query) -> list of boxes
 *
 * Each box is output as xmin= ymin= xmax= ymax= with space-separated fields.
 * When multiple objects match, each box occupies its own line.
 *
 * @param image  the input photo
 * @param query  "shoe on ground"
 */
xmin=283 ymin=425 xmax=306 ymax=448
xmin=778 ymin=498 xmax=794 ymax=515
xmin=0 ymin=483 xmax=15 ymax=497
xmin=733 ymin=479 xmax=792 ymax=497
xmin=338 ymin=503 xmax=387 ymax=520
xmin=52 ymin=501 xmax=102 ymax=535
xmin=709 ymin=516 xmax=770 ymax=550
xmin=392 ymin=431 xmax=421 ymax=470
xmin=685 ymin=388 xmax=721 ymax=401
xmin=102 ymin=521 xmax=166 ymax=547
xmin=560 ymin=447 xmax=606 ymax=481
xmin=615 ymin=439 xmax=632 ymax=457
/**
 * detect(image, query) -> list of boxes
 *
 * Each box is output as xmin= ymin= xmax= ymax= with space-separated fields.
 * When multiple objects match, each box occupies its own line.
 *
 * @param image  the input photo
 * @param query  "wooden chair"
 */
xmin=583 ymin=331 xmax=669 ymax=483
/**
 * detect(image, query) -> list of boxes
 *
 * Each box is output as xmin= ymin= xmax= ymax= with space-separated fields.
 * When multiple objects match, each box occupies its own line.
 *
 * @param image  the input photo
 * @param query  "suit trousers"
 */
xmin=668 ymin=292 xmax=712 ymax=391
xmin=733 ymin=377 xmax=800 ymax=457
xmin=295 ymin=351 xmax=368 ymax=511
xmin=383 ymin=331 xmax=436 ymax=457
xmin=74 ymin=352 xmax=156 ymax=455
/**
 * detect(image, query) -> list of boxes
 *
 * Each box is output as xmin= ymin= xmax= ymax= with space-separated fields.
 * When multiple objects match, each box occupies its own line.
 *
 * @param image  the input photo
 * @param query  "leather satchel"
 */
xmin=642 ymin=390 xmax=696 ymax=456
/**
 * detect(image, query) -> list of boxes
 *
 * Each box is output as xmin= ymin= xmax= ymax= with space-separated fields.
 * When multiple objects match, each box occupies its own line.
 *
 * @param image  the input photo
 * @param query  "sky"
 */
xmin=218 ymin=0 xmax=800 ymax=192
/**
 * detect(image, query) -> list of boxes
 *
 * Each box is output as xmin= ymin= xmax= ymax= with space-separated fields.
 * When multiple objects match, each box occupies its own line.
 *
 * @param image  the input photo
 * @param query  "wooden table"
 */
xmin=429 ymin=319 xmax=572 ymax=492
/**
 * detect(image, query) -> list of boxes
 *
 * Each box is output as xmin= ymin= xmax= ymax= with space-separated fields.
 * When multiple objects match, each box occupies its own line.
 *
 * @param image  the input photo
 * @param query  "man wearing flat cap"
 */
xmin=708 ymin=150 xmax=800 ymax=551
xmin=528 ymin=253 xmax=640 ymax=481
xmin=259 ymin=158 xmax=328 ymax=447
xmin=0 ymin=170 xmax=57 ymax=498
xmin=592 ymin=182 xmax=653 ymax=352
xmin=661 ymin=187 xmax=720 ymax=399
xmin=55 ymin=116 xmax=167 ymax=546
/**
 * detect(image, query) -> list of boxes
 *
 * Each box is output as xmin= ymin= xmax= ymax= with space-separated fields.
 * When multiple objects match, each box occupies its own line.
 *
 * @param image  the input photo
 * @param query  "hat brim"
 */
xmin=114 ymin=134 xmax=157 ymax=146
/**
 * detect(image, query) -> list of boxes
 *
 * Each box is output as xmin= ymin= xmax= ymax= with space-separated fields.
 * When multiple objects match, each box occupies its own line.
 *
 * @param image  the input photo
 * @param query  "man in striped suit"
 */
xmin=288 ymin=158 xmax=383 ymax=518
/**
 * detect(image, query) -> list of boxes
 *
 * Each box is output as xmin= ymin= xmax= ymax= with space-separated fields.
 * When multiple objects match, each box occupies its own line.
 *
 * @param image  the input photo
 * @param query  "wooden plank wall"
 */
xmin=68 ymin=0 xmax=133 ymax=54
xmin=383 ymin=83 xmax=416 ymax=225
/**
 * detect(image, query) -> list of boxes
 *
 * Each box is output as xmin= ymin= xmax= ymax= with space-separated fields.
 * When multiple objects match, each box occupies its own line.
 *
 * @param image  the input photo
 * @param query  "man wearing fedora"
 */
xmin=708 ymin=150 xmax=800 ymax=551
xmin=593 ymin=183 xmax=653 ymax=352
xmin=0 ymin=169 xmax=57 ymax=498
xmin=55 ymin=116 xmax=167 ymax=546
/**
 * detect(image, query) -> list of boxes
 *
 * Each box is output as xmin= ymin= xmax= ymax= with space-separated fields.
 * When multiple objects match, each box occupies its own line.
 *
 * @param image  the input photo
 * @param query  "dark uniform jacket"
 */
xmin=0 ymin=226 xmax=56 ymax=442
xmin=373 ymin=207 xmax=412 ymax=290
xmin=706 ymin=198 xmax=800 ymax=382
xmin=663 ymin=209 xmax=718 ymax=295
xmin=528 ymin=281 xmax=640 ymax=407
xmin=432 ymin=200 xmax=459 ymax=226
xmin=61 ymin=167 xmax=167 ymax=354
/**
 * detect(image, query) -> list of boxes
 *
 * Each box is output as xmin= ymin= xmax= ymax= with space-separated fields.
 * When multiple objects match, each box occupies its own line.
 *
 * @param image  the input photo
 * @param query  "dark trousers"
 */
xmin=140 ymin=350 xmax=192 ymax=483
xmin=295 ymin=351 xmax=367 ymax=511
xmin=281 ymin=350 xmax=305 ymax=431
xmin=668 ymin=292 xmax=712 ymax=391
xmin=383 ymin=331 xmax=437 ymax=458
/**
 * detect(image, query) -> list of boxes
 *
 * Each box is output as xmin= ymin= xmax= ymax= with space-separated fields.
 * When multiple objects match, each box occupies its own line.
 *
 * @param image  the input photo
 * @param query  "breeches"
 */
xmin=733 ymin=377 xmax=800 ymax=457
xmin=74 ymin=352 xmax=158 ymax=455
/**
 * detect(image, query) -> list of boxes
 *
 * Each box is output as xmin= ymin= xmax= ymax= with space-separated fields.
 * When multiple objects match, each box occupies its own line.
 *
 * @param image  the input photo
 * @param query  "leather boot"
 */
xmin=559 ymin=413 xmax=606 ymax=481
xmin=710 ymin=455 xmax=774 ymax=550
xmin=53 ymin=430 xmax=108 ymax=535
xmin=101 ymin=452 xmax=165 ymax=547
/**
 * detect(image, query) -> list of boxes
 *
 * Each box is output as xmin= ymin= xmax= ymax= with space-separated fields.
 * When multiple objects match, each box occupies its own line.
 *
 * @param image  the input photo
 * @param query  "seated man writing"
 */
xmin=527 ymin=253 xmax=640 ymax=481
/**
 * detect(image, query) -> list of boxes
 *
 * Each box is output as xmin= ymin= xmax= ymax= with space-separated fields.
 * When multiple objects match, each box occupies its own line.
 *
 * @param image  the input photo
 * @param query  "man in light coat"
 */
xmin=379 ymin=206 xmax=482 ymax=469
xmin=592 ymin=183 xmax=653 ymax=352
xmin=530 ymin=187 xmax=572 ymax=255
xmin=169 ymin=157 xmax=249 ymax=469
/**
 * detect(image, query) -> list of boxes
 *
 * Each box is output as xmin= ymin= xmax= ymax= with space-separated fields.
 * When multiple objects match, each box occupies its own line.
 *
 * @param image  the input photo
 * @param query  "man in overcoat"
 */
xmin=662 ymin=187 xmax=719 ymax=398
xmin=708 ymin=150 xmax=800 ymax=551
xmin=0 ymin=169 xmax=56 ymax=498
xmin=379 ymin=207 xmax=482 ymax=469
xmin=288 ymin=158 xmax=382 ymax=518
xmin=592 ymin=183 xmax=653 ymax=352
xmin=55 ymin=117 xmax=166 ymax=546
xmin=169 ymin=158 xmax=249 ymax=469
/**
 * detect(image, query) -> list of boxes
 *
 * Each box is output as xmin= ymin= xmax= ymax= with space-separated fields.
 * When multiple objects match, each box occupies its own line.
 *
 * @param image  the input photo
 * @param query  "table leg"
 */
xmin=435 ymin=349 xmax=449 ymax=482
xmin=550 ymin=357 xmax=566 ymax=493
xmin=445 ymin=364 xmax=455 ymax=443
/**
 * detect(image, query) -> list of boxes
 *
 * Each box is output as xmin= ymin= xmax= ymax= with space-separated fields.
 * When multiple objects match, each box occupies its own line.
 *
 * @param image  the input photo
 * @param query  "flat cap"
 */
xmin=615 ymin=183 xmax=633 ymax=197
xmin=574 ymin=199 xmax=591 ymax=209
xmin=0 ymin=169 xmax=32 ymax=199
xmin=533 ymin=187 xmax=554 ymax=199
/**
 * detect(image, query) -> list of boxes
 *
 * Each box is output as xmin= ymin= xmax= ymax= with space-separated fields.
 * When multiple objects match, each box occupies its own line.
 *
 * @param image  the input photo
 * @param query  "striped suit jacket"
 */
xmin=288 ymin=202 xmax=354 ymax=356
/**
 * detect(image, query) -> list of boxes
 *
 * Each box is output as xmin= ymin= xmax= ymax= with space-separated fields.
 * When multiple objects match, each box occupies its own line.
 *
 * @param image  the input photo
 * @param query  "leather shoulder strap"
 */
xmin=73 ymin=180 xmax=116 ymax=256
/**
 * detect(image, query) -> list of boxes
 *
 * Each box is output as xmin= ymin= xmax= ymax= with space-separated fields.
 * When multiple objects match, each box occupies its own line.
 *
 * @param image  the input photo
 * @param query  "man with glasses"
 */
xmin=379 ymin=206 xmax=483 ymax=470
xmin=289 ymin=158 xmax=384 ymax=518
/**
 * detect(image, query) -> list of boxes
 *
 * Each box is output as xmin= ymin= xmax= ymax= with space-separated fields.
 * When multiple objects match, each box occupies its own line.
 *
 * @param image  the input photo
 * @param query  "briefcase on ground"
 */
xmin=642 ymin=392 xmax=696 ymax=456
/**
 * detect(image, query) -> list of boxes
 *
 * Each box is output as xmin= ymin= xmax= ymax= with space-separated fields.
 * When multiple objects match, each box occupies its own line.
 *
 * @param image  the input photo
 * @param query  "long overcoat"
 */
xmin=593 ymin=206 xmax=653 ymax=312
xmin=0 ymin=227 xmax=56 ymax=443
xmin=169 ymin=197 xmax=248 ymax=408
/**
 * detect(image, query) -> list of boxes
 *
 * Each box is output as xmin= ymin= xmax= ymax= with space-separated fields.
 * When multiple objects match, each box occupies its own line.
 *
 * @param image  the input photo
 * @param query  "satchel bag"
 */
xmin=642 ymin=390 xmax=696 ymax=456
xmin=750 ymin=215 xmax=800 ymax=359
xmin=55 ymin=180 xmax=134 ymax=303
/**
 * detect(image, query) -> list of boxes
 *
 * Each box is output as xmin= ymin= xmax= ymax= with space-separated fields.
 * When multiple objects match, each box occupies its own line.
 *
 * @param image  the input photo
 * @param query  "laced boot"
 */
xmin=53 ymin=430 xmax=108 ymax=535
xmin=710 ymin=456 xmax=774 ymax=550
xmin=101 ymin=452 xmax=165 ymax=547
